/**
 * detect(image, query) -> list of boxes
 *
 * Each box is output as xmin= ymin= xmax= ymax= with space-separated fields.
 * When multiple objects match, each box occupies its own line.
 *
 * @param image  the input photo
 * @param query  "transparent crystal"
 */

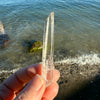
xmin=42 ymin=12 xmax=54 ymax=86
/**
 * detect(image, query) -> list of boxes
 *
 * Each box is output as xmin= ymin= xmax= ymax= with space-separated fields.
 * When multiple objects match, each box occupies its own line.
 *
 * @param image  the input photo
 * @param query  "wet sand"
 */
xmin=55 ymin=63 xmax=100 ymax=100
xmin=0 ymin=63 xmax=100 ymax=100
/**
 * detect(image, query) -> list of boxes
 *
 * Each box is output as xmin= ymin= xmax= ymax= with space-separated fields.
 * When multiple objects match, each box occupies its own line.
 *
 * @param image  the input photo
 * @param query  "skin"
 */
xmin=0 ymin=64 xmax=60 ymax=100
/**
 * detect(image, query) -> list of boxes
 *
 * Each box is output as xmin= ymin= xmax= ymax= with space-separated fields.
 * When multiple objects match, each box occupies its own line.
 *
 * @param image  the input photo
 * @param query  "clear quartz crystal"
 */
xmin=42 ymin=12 xmax=54 ymax=86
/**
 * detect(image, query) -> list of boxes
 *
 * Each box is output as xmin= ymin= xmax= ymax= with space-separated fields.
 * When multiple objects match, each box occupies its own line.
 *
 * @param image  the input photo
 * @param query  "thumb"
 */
xmin=14 ymin=75 xmax=45 ymax=100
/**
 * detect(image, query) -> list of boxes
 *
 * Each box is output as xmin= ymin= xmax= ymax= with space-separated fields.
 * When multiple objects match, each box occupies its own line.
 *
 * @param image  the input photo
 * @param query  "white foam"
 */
xmin=0 ymin=54 xmax=100 ymax=74
xmin=55 ymin=54 xmax=100 ymax=65
xmin=0 ymin=68 xmax=19 ymax=74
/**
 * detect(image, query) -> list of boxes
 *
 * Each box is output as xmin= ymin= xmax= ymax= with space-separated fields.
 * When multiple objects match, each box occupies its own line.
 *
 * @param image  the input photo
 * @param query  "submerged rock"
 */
xmin=24 ymin=40 xmax=43 ymax=53
xmin=0 ymin=34 xmax=10 ymax=48
xmin=0 ymin=21 xmax=10 ymax=48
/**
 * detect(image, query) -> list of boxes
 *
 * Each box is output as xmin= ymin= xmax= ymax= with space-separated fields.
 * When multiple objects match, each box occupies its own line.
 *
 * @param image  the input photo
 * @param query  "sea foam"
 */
xmin=0 ymin=54 xmax=100 ymax=74
xmin=55 ymin=54 xmax=100 ymax=65
xmin=0 ymin=68 xmax=19 ymax=74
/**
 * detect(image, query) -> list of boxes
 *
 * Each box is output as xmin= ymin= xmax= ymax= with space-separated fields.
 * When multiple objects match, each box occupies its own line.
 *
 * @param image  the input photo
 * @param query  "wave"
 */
xmin=0 ymin=54 xmax=100 ymax=74
xmin=55 ymin=54 xmax=100 ymax=65
xmin=0 ymin=68 xmax=19 ymax=74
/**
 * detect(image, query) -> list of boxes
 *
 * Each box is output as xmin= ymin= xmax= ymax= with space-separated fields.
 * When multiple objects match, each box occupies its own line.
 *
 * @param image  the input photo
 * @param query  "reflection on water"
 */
xmin=0 ymin=0 xmax=100 ymax=69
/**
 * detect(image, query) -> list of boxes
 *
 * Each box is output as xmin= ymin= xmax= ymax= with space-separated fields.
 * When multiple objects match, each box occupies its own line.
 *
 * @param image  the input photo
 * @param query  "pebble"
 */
xmin=65 ymin=80 xmax=68 ymax=83
xmin=59 ymin=81 xmax=64 ymax=85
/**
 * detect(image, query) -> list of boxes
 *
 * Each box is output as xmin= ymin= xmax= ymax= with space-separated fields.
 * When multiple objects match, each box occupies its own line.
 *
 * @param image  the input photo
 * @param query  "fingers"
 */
xmin=0 ymin=63 xmax=60 ymax=100
xmin=0 ymin=64 xmax=41 ymax=100
xmin=53 ymin=69 xmax=60 ymax=82
xmin=15 ymin=69 xmax=60 ymax=97
xmin=15 ymin=69 xmax=60 ymax=100
xmin=2 ymin=64 xmax=41 ymax=92
xmin=41 ymin=69 xmax=60 ymax=100
xmin=0 ymin=84 xmax=15 ymax=100
xmin=15 ymin=64 xmax=42 ymax=83
xmin=14 ymin=75 xmax=45 ymax=100
xmin=42 ymin=82 xmax=59 ymax=100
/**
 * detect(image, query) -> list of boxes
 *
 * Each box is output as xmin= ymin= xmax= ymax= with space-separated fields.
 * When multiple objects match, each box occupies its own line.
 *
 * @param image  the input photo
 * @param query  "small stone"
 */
xmin=0 ymin=34 xmax=10 ymax=48
xmin=65 ymin=80 xmax=68 ymax=83
xmin=59 ymin=81 xmax=64 ymax=85
xmin=70 ymin=69 xmax=73 ymax=74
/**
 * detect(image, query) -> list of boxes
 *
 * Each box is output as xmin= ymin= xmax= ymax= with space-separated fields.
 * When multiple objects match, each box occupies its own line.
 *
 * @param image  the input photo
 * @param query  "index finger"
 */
xmin=0 ymin=64 xmax=41 ymax=100
xmin=3 ymin=64 xmax=42 ymax=91
xmin=0 ymin=64 xmax=60 ymax=100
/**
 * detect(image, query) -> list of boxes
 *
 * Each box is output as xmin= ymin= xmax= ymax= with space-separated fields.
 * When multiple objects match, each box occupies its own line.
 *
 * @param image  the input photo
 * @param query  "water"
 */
xmin=0 ymin=0 xmax=100 ymax=70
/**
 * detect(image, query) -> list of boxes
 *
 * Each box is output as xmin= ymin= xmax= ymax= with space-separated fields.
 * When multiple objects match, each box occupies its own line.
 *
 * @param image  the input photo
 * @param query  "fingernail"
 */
xmin=32 ymin=74 xmax=43 ymax=91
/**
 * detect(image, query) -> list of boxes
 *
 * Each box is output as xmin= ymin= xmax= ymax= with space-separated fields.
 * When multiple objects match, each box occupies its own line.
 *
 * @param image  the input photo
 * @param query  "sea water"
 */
xmin=0 ymin=0 xmax=100 ymax=70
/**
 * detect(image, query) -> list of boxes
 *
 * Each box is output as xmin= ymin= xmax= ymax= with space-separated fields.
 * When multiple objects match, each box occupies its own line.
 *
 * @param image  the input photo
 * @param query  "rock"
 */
xmin=65 ymin=80 xmax=68 ymax=83
xmin=23 ymin=40 xmax=43 ymax=53
xmin=59 ymin=81 xmax=64 ymax=85
xmin=0 ymin=34 xmax=10 ymax=48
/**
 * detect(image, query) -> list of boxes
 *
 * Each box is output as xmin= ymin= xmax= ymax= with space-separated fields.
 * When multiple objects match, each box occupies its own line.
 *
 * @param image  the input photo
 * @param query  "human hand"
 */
xmin=0 ymin=64 xmax=60 ymax=100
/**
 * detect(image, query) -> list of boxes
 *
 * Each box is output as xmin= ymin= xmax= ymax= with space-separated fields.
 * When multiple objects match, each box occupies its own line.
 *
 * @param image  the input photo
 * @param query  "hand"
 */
xmin=0 ymin=64 xmax=60 ymax=100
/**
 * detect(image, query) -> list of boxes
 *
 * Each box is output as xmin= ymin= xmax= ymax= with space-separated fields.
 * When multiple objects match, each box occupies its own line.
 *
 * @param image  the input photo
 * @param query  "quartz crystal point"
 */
xmin=42 ymin=12 xmax=54 ymax=86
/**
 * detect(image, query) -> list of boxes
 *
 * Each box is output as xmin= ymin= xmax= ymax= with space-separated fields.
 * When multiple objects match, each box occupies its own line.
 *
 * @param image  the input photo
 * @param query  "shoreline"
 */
xmin=0 ymin=63 xmax=100 ymax=100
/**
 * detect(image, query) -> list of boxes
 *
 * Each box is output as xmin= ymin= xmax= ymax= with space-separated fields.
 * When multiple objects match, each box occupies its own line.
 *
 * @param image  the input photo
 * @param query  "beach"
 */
xmin=55 ymin=63 xmax=100 ymax=100
xmin=0 ymin=0 xmax=100 ymax=99
xmin=0 ymin=62 xmax=100 ymax=100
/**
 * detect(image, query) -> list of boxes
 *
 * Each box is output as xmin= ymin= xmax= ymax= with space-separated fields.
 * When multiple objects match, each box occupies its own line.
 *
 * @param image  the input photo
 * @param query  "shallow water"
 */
xmin=0 ymin=0 xmax=100 ymax=69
